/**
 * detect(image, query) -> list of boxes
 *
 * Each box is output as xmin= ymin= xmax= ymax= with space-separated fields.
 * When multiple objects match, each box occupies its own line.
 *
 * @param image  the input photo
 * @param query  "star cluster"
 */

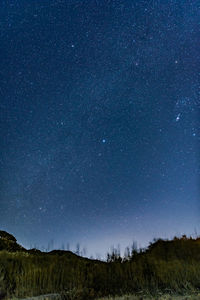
xmin=0 ymin=0 xmax=199 ymax=257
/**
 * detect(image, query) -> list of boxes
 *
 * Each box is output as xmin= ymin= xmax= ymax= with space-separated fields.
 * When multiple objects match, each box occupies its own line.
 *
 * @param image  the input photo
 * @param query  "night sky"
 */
xmin=0 ymin=0 xmax=199 ymax=258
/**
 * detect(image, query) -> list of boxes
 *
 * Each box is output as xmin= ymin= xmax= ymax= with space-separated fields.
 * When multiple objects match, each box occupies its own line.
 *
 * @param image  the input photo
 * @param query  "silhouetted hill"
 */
xmin=0 ymin=230 xmax=17 ymax=242
xmin=0 ymin=231 xmax=91 ymax=261
xmin=0 ymin=230 xmax=26 ymax=252
xmin=1 ymin=231 xmax=200 ymax=300
xmin=147 ymin=236 xmax=200 ymax=261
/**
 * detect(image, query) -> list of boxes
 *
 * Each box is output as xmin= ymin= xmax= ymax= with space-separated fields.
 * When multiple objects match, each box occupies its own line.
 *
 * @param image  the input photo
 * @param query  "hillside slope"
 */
xmin=1 ymin=232 xmax=200 ymax=300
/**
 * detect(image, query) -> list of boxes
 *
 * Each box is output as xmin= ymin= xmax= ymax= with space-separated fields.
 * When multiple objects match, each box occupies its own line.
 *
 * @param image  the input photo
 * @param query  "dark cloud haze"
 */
xmin=0 ymin=0 xmax=199 ymax=258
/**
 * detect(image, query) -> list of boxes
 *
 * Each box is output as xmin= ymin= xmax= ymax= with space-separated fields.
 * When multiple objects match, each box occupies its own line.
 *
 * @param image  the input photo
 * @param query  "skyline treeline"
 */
xmin=1 ymin=232 xmax=200 ymax=299
xmin=28 ymin=231 xmax=199 ymax=260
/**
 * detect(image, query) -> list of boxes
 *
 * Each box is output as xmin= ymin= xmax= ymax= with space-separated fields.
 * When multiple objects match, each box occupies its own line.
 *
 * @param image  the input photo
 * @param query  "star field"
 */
xmin=0 ymin=0 xmax=199 ymax=258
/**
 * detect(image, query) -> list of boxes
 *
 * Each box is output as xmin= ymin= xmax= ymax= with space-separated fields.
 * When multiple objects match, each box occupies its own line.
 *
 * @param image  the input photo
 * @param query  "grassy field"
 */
xmin=10 ymin=296 xmax=60 ymax=300
xmin=9 ymin=295 xmax=200 ymax=300
xmin=7 ymin=294 xmax=200 ymax=300
xmin=2 ymin=234 xmax=200 ymax=299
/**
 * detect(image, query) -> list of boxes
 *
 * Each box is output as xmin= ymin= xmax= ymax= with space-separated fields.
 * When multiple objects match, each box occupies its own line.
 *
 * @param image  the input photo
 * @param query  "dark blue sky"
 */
xmin=0 ymin=0 xmax=199 ymax=258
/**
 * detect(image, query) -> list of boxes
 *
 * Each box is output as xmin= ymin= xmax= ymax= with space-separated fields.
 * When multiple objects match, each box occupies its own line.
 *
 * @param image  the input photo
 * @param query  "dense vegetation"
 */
xmin=98 ymin=294 xmax=200 ymax=300
xmin=1 ymin=232 xmax=200 ymax=299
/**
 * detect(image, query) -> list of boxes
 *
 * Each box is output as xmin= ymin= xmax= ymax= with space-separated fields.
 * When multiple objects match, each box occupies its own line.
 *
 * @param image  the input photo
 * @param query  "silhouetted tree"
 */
xmin=124 ymin=246 xmax=131 ymax=261
xmin=75 ymin=243 xmax=80 ymax=255
xmin=131 ymin=241 xmax=138 ymax=258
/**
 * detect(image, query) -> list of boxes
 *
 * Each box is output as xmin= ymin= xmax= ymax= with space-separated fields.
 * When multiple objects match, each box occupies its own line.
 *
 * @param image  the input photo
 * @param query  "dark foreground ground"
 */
xmin=9 ymin=293 xmax=200 ymax=300
xmin=97 ymin=294 xmax=200 ymax=300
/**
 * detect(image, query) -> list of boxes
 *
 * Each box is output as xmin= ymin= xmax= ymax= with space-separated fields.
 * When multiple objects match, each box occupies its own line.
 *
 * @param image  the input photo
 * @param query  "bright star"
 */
xmin=176 ymin=113 xmax=181 ymax=122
